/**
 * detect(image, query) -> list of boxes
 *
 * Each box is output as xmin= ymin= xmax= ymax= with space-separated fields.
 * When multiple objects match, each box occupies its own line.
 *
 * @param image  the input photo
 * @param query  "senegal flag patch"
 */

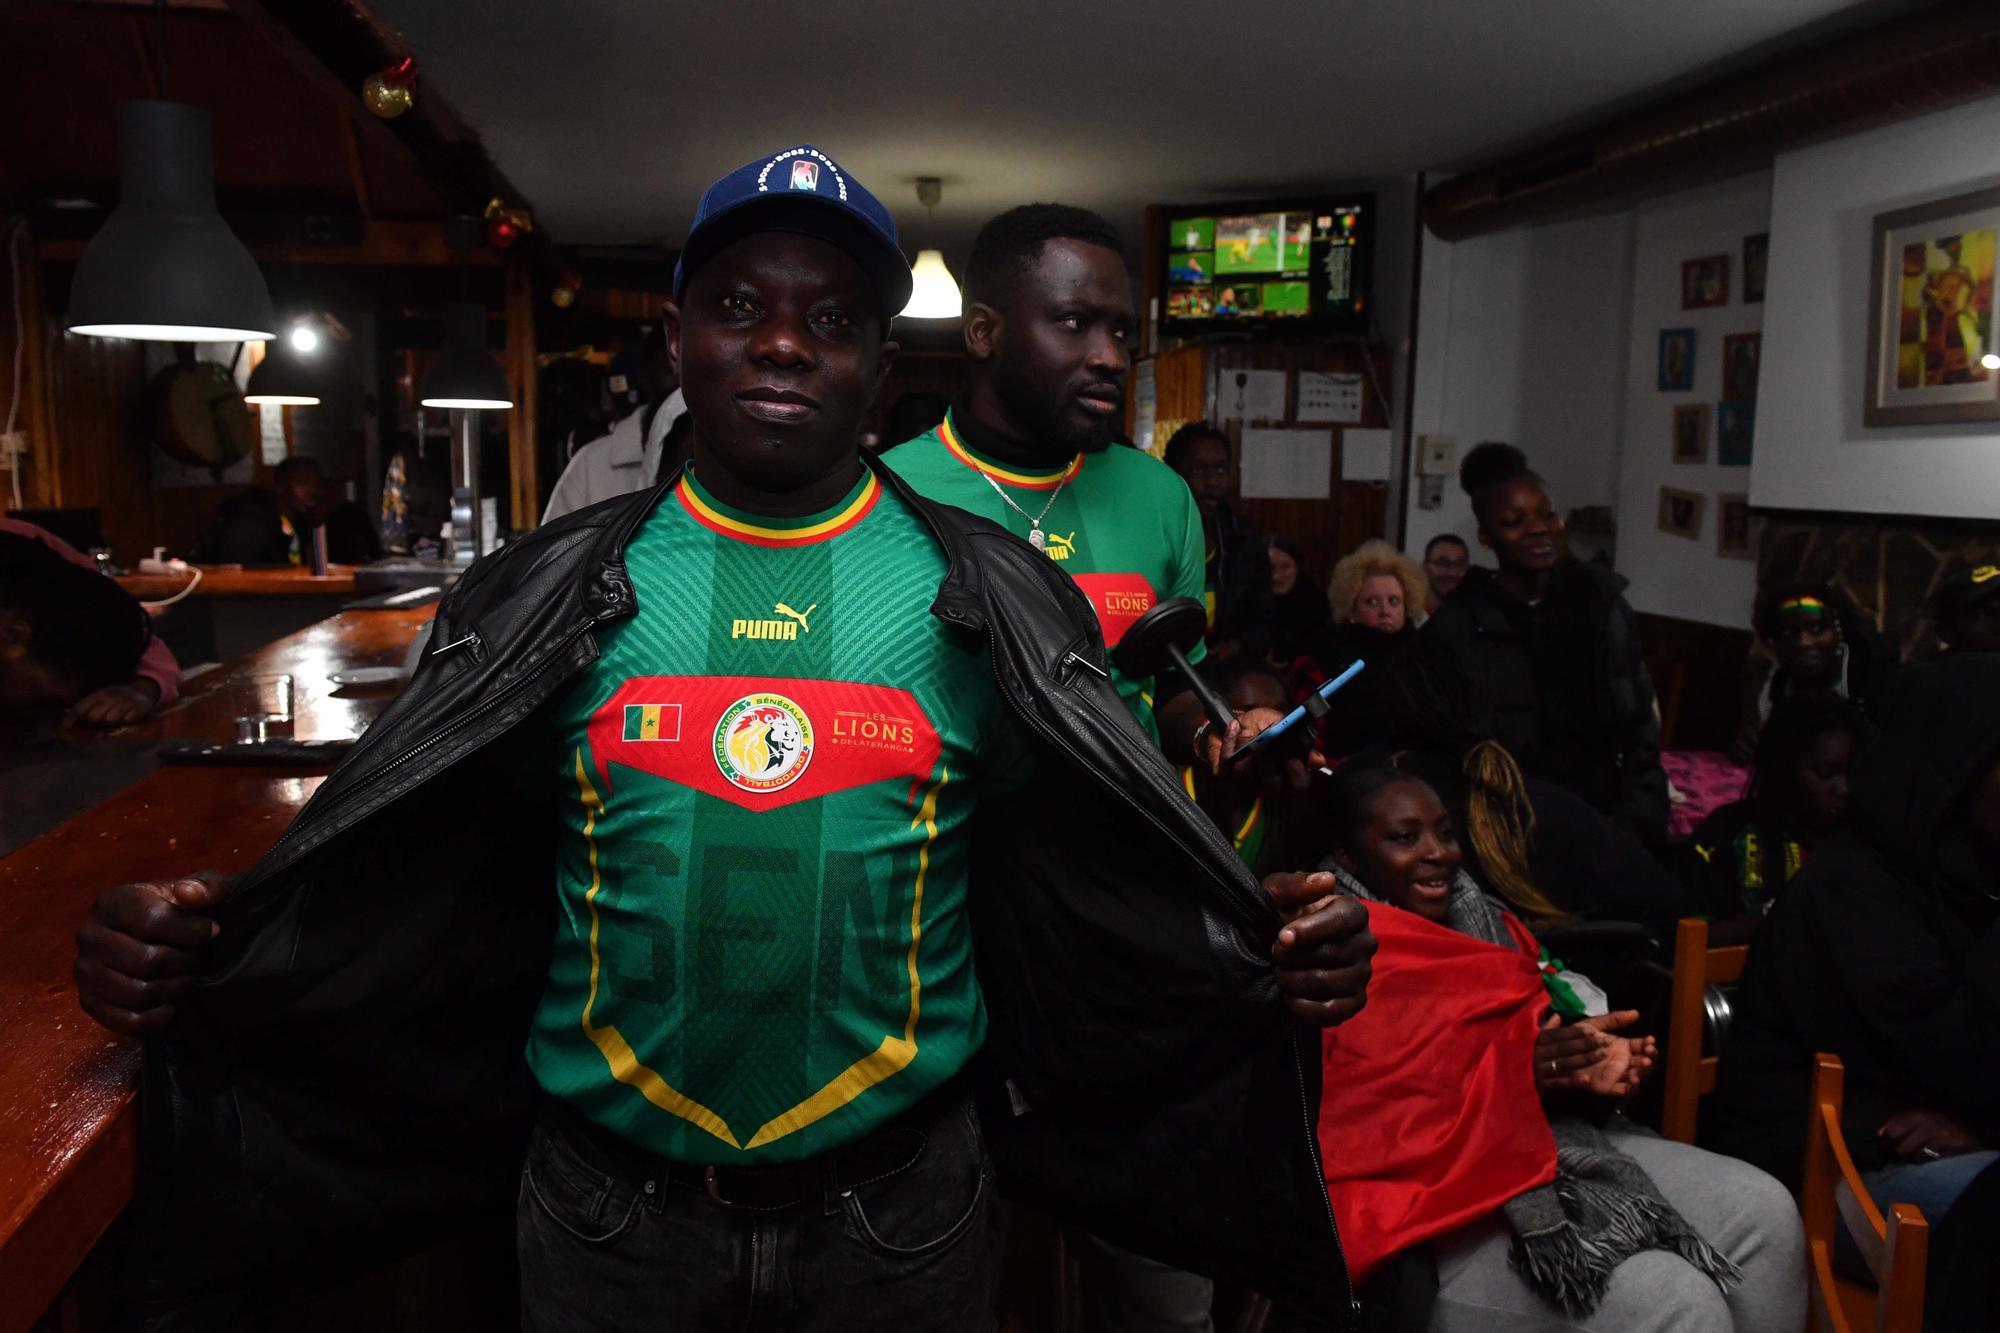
xmin=622 ymin=703 xmax=681 ymax=742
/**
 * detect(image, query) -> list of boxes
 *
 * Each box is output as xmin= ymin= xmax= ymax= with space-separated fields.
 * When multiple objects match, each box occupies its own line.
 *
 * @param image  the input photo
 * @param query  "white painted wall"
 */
xmin=1753 ymin=96 xmax=2000 ymax=518
xmin=1404 ymin=211 xmax=1635 ymax=567
xmin=1614 ymin=172 xmax=1771 ymax=628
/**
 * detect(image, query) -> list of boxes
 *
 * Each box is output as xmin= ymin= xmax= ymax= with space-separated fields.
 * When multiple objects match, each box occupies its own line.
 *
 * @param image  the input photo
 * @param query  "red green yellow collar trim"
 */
xmin=675 ymin=467 xmax=879 ymax=548
xmin=938 ymin=412 xmax=1083 ymax=491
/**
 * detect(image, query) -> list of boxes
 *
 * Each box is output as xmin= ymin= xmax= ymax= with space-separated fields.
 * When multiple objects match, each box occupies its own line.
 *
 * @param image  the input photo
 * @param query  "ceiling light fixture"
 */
xmin=420 ymin=300 xmax=513 ymax=410
xmin=899 ymin=177 xmax=962 ymax=321
xmin=67 ymin=100 xmax=277 ymax=342
xmin=243 ymin=331 xmax=322 ymax=406
xmin=289 ymin=324 xmax=319 ymax=354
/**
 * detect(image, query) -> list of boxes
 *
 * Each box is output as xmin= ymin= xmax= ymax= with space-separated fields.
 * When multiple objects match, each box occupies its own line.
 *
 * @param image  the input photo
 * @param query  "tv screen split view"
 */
xmin=1163 ymin=200 xmax=1368 ymax=332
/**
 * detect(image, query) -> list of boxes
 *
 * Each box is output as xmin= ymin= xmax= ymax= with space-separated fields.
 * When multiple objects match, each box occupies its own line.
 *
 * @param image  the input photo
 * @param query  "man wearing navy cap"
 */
xmin=75 ymin=147 xmax=1374 ymax=1329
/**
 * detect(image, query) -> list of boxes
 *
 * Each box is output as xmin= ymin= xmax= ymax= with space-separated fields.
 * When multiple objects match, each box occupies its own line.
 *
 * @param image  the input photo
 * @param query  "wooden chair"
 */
xmin=1803 ymin=1053 xmax=1930 ymax=1333
xmin=1662 ymin=917 xmax=1750 ymax=1143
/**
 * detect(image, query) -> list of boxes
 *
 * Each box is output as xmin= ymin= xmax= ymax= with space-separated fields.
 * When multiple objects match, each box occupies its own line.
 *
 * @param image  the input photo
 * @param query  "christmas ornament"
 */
xmin=481 ymin=196 xmax=533 ymax=251
xmin=361 ymin=58 xmax=418 ymax=119
xmin=550 ymin=273 xmax=583 ymax=309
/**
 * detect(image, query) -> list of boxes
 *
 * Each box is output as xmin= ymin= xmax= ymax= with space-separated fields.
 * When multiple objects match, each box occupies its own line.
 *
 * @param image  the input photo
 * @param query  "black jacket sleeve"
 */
xmin=1602 ymin=593 xmax=1668 ymax=845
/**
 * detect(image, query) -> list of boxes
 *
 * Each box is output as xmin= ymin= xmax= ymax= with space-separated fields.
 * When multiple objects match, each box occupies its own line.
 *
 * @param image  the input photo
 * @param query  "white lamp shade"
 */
xmin=900 ymin=249 xmax=962 ymax=320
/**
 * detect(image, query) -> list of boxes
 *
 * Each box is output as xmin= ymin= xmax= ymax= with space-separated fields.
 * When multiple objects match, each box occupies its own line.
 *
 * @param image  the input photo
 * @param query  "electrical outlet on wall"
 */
xmin=0 ymin=430 xmax=26 ymax=470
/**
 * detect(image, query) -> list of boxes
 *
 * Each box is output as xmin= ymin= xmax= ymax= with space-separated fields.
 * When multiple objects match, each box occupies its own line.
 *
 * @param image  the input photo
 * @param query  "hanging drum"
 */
xmin=150 ymin=358 xmax=256 ymax=472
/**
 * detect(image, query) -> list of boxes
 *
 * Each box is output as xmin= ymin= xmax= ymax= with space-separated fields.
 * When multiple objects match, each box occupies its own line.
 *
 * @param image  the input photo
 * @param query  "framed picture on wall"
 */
xmin=1864 ymin=184 xmax=2000 ymax=426
xmin=1723 ymin=333 xmax=1761 ymax=399
xmin=1743 ymin=234 xmax=1769 ymax=304
xmin=1658 ymin=486 xmax=1704 ymax=540
xmin=1718 ymin=399 xmax=1756 ymax=465
xmin=1682 ymin=255 xmax=1730 ymax=309
xmin=1671 ymin=404 xmax=1709 ymax=464
xmin=1658 ymin=327 xmax=1697 ymax=391
xmin=1716 ymin=493 xmax=1754 ymax=560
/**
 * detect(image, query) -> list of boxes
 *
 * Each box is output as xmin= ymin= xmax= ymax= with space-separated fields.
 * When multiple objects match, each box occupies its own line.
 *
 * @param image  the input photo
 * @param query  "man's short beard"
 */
xmin=993 ymin=361 xmax=1110 ymax=459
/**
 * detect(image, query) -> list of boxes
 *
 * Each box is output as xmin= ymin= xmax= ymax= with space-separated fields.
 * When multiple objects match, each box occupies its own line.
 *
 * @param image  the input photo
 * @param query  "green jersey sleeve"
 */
xmin=1165 ymin=482 xmax=1209 ymax=670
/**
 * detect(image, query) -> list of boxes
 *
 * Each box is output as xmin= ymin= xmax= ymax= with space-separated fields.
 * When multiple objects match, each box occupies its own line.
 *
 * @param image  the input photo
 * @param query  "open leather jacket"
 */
xmin=127 ymin=456 xmax=1353 ymax=1327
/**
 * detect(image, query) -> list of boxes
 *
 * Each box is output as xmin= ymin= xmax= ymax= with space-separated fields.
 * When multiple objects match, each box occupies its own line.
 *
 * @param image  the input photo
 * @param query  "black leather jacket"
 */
xmin=127 ymin=456 xmax=1354 ymax=1327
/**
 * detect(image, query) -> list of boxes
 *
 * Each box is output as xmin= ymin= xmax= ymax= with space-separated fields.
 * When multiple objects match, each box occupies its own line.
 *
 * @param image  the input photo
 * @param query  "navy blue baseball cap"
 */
xmin=673 ymin=146 xmax=912 ymax=319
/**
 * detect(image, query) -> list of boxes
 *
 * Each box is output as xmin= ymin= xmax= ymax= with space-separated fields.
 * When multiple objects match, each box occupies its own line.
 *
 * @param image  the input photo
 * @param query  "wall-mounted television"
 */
xmin=1158 ymin=194 xmax=1374 ymax=338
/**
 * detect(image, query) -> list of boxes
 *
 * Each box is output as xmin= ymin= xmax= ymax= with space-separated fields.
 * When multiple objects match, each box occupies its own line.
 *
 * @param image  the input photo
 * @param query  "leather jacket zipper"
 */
xmin=238 ymin=619 xmax=597 ymax=895
xmin=981 ymin=623 xmax=1357 ymax=1320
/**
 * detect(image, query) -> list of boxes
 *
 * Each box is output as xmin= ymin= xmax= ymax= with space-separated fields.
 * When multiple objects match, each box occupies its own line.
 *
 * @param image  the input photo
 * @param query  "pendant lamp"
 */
xmin=898 ymin=177 xmax=962 ymax=320
xmin=68 ymin=101 xmax=276 ymax=341
xmin=901 ymin=250 xmax=963 ymax=319
xmin=420 ymin=301 xmax=513 ymax=410
xmin=243 ymin=325 xmax=322 ymax=405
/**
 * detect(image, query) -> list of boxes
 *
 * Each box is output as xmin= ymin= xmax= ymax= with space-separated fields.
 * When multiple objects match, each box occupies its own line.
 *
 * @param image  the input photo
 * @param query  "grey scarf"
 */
xmin=1324 ymin=864 xmax=1742 ymax=1316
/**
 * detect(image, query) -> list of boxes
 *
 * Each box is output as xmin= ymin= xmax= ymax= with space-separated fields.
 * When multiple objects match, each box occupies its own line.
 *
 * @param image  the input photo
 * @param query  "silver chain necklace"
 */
xmin=977 ymin=466 xmax=1072 ymax=550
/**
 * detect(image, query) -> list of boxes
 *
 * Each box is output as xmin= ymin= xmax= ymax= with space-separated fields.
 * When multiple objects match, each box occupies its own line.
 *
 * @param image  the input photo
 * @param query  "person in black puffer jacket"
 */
xmin=1424 ymin=443 xmax=1668 ymax=846
xmin=1710 ymin=654 xmax=2000 ymax=1244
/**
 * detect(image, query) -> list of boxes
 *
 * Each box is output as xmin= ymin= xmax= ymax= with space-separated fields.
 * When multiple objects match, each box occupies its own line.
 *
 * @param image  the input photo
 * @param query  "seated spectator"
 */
xmin=1734 ymin=581 xmax=1897 ymax=760
xmin=1352 ymin=629 xmax=1693 ymax=935
xmin=1163 ymin=423 xmax=1272 ymax=660
xmin=1934 ymin=561 xmax=2000 ymax=656
xmin=1421 ymin=532 xmax=1471 ymax=614
xmin=1266 ymin=535 xmax=1329 ymax=666
xmin=195 ymin=455 xmax=381 ymax=566
xmin=1291 ymin=539 xmax=1424 ymax=757
xmin=1426 ymin=443 xmax=1667 ymax=845
xmin=1319 ymin=766 xmax=1805 ymax=1332
xmin=1712 ymin=654 xmax=2000 ymax=1252
xmin=0 ymin=532 xmax=156 ymax=723
xmin=1686 ymin=697 xmax=1861 ymax=946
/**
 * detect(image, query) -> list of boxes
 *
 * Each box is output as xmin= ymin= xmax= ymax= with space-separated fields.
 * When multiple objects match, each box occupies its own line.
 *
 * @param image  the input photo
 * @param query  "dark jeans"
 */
xmin=517 ymin=1091 xmax=997 ymax=1331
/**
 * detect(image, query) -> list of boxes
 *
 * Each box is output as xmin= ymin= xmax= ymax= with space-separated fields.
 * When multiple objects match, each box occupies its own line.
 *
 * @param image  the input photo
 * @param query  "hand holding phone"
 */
xmin=1226 ymin=659 xmax=1366 ymax=765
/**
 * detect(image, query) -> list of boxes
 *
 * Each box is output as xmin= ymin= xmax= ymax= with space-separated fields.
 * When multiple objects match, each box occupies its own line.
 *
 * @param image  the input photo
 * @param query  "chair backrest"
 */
xmin=1802 ymin=1053 xmax=1929 ymax=1333
xmin=1662 ymin=917 xmax=1750 ymax=1143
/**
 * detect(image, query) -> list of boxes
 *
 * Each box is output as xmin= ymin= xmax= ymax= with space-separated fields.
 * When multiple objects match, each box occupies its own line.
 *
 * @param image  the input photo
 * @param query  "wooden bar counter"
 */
xmin=0 ymin=607 xmax=431 ymax=1332
xmin=115 ymin=564 xmax=363 ymax=601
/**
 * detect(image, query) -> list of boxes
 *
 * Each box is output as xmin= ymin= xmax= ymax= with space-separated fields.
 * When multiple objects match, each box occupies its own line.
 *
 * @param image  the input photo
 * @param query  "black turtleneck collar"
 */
xmin=949 ymin=392 xmax=1106 ymax=470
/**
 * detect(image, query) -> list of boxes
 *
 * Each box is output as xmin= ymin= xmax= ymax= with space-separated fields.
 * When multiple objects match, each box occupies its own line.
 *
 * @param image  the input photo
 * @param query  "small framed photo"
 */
xmin=1658 ymin=327 xmax=1697 ymax=391
xmin=1658 ymin=486 xmax=1705 ymax=540
xmin=1682 ymin=255 xmax=1730 ymax=309
xmin=1723 ymin=333 xmax=1761 ymax=399
xmin=1716 ymin=492 xmax=1754 ymax=561
xmin=1743 ymin=233 xmax=1769 ymax=304
xmin=1718 ymin=399 xmax=1756 ymax=466
xmin=1863 ymin=183 xmax=2000 ymax=427
xmin=1671 ymin=404 xmax=1709 ymax=464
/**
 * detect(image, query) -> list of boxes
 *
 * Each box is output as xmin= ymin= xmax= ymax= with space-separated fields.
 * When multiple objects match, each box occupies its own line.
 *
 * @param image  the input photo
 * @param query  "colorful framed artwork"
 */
xmin=1743 ymin=233 xmax=1769 ymax=304
xmin=1723 ymin=333 xmax=1761 ymax=399
xmin=1716 ymin=493 xmax=1754 ymax=560
xmin=1718 ymin=399 xmax=1756 ymax=466
xmin=1682 ymin=255 xmax=1729 ymax=309
xmin=1671 ymin=404 xmax=1708 ymax=464
xmin=1658 ymin=327 xmax=1696 ymax=391
xmin=1658 ymin=487 xmax=1704 ymax=540
xmin=1864 ymin=184 xmax=2000 ymax=426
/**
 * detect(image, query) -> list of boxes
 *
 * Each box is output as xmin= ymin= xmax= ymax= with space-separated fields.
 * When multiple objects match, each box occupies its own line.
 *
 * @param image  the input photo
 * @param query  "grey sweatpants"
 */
xmin=1430 ymin=1127 xmax=1806 ymax=1333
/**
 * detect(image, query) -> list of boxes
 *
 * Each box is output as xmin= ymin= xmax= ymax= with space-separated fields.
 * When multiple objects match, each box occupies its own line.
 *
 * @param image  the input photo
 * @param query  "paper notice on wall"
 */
xmin=259 ymin=403 xmax=289 ymax=465
xmin=1297 ymin=371 xmax=1365 ymax=423
xmin=1340 ymin=427 xmax=1393 ymax=483
xmin=1217 ymin=368 xmax=1287 ymax=422
xmin=1239 ymin=427 xmax=1331 ymax=499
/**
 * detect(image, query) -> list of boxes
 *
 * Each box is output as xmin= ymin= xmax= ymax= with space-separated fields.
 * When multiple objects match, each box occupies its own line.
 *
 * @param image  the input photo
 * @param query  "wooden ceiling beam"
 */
xmin=339 ymin=115 xmax=372 ymax=218
xmin=219 ymin=0 xmax=561 ymax=279
xmin=36 ymin=219 xmax=498 ymax=267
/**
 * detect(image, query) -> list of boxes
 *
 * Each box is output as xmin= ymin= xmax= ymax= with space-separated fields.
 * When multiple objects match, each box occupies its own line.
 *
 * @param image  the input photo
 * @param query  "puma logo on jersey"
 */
xmin=731 ymin=601 xmax=817 ymax=640
xmin=1043 ymin=531 xmax=1076 ymax=561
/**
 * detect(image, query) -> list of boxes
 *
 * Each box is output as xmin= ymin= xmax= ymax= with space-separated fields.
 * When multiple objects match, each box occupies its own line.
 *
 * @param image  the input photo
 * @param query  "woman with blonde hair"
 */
xmin=1289 ymin=540 xmax=1429 ymax=758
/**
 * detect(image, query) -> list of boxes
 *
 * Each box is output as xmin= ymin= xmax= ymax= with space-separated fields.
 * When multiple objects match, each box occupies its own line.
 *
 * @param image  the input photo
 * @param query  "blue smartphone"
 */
xmin=1226 ymin=659 xmax=1366 ymax=764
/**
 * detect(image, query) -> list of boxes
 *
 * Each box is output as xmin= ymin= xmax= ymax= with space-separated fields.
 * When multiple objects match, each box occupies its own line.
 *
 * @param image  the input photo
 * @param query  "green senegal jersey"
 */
xmin=886 ymin=409 xmax=1206 ymax=736
xmin=529 ymin=465 xmax=1023 ymax=1166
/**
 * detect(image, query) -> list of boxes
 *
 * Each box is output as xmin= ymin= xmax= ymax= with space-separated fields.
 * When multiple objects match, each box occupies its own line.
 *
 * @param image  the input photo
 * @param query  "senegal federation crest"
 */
xmin=714 ymin=693 xmax=814 ymax=793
